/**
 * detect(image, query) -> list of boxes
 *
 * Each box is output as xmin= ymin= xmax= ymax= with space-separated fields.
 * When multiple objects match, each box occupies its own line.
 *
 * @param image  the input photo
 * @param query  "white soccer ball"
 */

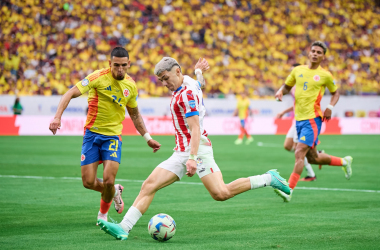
xmin=148 ymin=213 xmax=176 ymax=241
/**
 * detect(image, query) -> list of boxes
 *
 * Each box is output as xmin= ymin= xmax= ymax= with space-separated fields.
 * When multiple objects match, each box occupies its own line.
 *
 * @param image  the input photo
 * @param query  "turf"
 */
xmin=0 ymin=135 xmax=379 ymax=250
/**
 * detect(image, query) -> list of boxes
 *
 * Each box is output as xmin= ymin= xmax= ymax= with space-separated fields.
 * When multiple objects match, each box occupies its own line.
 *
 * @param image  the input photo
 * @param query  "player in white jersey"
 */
xmin=97 ymin=57 xmax=291 ymax=241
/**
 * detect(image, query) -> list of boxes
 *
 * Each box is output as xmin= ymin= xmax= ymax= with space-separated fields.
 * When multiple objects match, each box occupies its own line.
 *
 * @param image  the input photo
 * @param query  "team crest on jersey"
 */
xmin=189 ymin=100 xmax=196 ymax=108
xmin=313 ymin=75 xmax=320 ymax=81
xmin=81 ymin=79 xmax=89 ymax=86
xmin=123 ymin=89 xmax=130 ymax=97
xmin=196 ymin=157 xmax=203 ymax=167
xmin=81 ymin=154 xmax=85 ymax=161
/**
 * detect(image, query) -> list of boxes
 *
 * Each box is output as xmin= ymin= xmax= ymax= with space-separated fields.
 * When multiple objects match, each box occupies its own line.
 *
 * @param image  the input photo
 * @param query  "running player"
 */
xmin=274 ymin=41 xmax=353 ymax=202
xmin=97 ymin=57 xmax=291 ymax=240
xmin=49 ymin=47 xmax=161 ymax=224
xmin=277 ymin=63 xmax=317 ymax=181
xmin=233 ymin=91 xmax=254 ymax=145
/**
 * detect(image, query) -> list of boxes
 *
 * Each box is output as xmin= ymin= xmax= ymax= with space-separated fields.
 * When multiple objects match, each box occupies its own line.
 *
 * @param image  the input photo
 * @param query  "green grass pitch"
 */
xmin=0 ymin=135 xmax=379 ymax=250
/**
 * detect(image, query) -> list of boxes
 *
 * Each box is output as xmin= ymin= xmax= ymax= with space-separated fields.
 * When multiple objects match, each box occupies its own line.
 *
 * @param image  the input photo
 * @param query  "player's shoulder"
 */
xmin=318 ymin=67 xmax=334 ymax=78
xmin=182 ymin=75 xmax=201 ymax=90
xmin=87 ymin=68 xmax=110 ymax=82
xmin=124 ymin=74 xmax=136 ymax=84
xmin=293 ymin=65 xmax=308 ymax=72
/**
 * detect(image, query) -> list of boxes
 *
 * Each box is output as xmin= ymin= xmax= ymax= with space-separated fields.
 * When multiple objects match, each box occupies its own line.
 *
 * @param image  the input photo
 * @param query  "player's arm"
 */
xmin=275 ymin=84 xmax=292 ymax=102
xmin=127 ymin=106 xmax=161 ymax=152
xmin=323 ymin=90 xmax=340 ymax=121
xmin=186 ymin=115 xmax=201 ymax=177
xmin=194 ymin=58 xmax=210 ymax=88
xmin=276 ymin=106 xmax=294 ymax=119
xmin=232 ymin=108 xmax=238 ymax=116
xmin=49 ymin=86 xmax=82 ymax=135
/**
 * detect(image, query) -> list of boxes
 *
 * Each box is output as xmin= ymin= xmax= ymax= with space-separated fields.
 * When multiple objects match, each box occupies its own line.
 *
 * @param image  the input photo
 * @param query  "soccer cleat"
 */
xmin=245 ymin=137 xmax=254 ymax=145
xmin=300 ymin=176 xmax=317 ymax=182
xmin=274 ymin=188 xmax=293 ymax=202
xmin=98 ymin=219 xmax=129 ymax=241
xmin=96 ymin=213 xmax=107 ymax=226
xmin=266 ymin=169 xmax=291 ymax=195
xmin=234 ymin=138 xmax=243 ymax=145
xmin=113 ymin=184 xmax=124 ymax=214
xmin=342 ymin=156 xmax=353 ymax=180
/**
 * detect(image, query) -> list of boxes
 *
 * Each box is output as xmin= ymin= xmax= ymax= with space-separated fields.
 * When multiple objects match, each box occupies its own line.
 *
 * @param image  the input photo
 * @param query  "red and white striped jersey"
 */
xmin=170 ymin=75 xmax=211 ymax=152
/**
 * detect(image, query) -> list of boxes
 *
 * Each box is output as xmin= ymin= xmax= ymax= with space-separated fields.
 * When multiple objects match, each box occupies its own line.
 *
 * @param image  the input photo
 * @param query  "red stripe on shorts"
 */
xmin=309 ymin=119 xmax=318 ymax=148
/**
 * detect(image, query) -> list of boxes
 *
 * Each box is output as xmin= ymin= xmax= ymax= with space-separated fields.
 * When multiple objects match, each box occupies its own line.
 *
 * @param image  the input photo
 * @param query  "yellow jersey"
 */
xmin=76 ymin=68 xmax=138 ymax=136
xmin=285 ymin=65 xmax=337 ymax=121
xmin=237 ymin=97 xmax=250 ymax=119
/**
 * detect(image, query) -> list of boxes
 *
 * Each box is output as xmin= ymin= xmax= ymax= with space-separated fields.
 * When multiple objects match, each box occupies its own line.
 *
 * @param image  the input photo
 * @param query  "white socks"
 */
xmin=98 ymin=211 xmax=107 ymax=216
xmin=119 ymin=206 xmax=142 ymax=233
xmin=304 ymin=157 xmax=315 ymax=177
xmin=249 ymin=174 xmax=271 ymax=189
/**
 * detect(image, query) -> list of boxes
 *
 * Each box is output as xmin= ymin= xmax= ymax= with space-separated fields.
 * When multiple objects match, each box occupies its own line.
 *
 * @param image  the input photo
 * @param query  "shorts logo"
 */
xmin=313 ymin=75 xmax=320 ymax=81
xmin=189 ymin=100 xmax=196 ymax=109
xmin=123 ymin=89 xmax=130 ymax=97
xmin=196 ymin=157 xmax=203 ymax=167
xmin=81 ymin=154 xmax=86 ymax=161
xmin=199 ymin=167 xmax=206 ymax=173
xmin=300 ymin=136 xmax=306 ymax=141
xmin=81 ymin=79 xmax=89 ymax=87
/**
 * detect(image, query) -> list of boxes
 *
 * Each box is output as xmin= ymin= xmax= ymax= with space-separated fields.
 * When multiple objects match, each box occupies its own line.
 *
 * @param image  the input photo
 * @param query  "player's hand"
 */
xmin=323 ymin=108 xmax=332 ymax=122
xmin=276 ymin=112 xmax=284 ymax=119
xmin=185 ymin=159 xmax=197 ymax=177
xmin=194 ymin=58 xmax=210 ymax=72
xmin=49 ymin=117 xmax=61 ymax=135
xmin=147 ymin=139 xmax=161 ymax=153
xmin=275 ymin=90 xmax=283 ymax=102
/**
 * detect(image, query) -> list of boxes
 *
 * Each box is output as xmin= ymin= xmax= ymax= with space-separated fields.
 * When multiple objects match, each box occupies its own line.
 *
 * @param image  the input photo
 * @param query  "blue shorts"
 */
xmin=240 ymin=119 xmax=246 ymax=128
xmin=80 ymin=129 xmax=122 ymax=166
xmin=296 ymin=117 xmax=322 ymax=148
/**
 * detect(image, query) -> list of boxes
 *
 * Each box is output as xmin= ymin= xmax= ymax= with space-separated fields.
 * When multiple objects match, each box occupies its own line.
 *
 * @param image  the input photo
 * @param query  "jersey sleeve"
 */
xmin=75 ymin=70 xmax=100 ymax=94
xmin=285 ymin=68 xmax=296 ymax=87
xmin=325 ymin=73 xmax=338 ymax=93
xmin=180 ymin=89 xmax=199 ymax=118
xmin=126 ymin=85 xmax=138 ymax=108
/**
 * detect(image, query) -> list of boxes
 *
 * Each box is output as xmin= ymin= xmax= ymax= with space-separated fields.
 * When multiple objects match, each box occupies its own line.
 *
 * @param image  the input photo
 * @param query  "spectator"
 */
xmin=13 ymin=97 xmax=23 ymax=115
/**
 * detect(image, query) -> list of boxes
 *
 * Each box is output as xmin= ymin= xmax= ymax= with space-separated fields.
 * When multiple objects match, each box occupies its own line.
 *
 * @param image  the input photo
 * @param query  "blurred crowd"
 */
xmin=1 ymin=0 xmax=380 ymax=98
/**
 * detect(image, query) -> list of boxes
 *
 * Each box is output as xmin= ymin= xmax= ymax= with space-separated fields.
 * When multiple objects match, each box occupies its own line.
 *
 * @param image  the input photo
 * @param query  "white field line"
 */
xmin=0 ymin=175 xmax=379 ymax=193
xmin=256 ymin=142 xmax=365 ymax=150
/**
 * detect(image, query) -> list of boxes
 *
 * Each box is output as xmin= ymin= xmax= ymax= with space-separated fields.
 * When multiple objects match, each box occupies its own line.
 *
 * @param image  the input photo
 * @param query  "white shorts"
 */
xmin=157 ymin=145 xmax=220 ymax=180
xmin=286 ymin=122 xmax=298 ymax=143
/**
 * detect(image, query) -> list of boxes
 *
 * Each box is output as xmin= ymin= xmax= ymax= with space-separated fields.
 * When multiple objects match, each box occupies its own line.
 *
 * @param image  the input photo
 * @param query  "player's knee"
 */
xmin=210 ymin=190 xmax=230 ymax=201
xmin=284 ymin=144 xmax=292 ymax=151
xmin=306 ymin=155 xmax=317 ymax=164
xmin=82 ymin=179 xmax=95 ymax=189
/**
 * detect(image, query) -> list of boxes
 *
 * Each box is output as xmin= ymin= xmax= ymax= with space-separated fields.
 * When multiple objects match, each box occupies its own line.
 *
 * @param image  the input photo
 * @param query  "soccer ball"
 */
xmin=148 ymin=213 xmax=176 ymax=241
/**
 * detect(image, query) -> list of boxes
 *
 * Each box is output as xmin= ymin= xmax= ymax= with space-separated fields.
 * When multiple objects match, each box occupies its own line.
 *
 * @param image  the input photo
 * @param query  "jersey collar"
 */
xmin=174 ymin=86 xmax=183 ymax=92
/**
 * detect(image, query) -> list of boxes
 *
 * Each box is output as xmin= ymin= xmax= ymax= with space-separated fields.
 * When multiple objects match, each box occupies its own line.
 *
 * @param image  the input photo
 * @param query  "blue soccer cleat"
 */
xmin=266 ymin=169 xmax=291 ymax=195
xmin=98 ymin=219 xmax=129 ymax=241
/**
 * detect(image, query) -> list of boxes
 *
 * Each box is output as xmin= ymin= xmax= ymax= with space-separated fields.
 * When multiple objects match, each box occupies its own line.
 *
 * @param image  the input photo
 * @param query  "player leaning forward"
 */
xmin=49 ymin=47 xmax=161 ymax=224
xmin=97 ymin=57 xmax=291 ymax=240
xmin=274 ymin=41 xmax=353 ymax=202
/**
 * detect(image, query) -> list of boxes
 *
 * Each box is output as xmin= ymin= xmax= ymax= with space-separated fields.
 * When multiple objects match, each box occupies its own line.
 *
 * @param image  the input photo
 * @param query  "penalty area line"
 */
xmin=0 ymin=175 xmax=379 ymax=193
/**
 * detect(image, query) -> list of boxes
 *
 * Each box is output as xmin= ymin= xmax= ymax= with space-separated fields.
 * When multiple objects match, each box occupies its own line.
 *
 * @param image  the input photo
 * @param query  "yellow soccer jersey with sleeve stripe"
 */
xmin=76 ymin=68 xmax=138 ymax=136
xmin=285 ymin=65 xmax=337 ymax=121
xmin=237 ymin=97 xmax=250 ymax=119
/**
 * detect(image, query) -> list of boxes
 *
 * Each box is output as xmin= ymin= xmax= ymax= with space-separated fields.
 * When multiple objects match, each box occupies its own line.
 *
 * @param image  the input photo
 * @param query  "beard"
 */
xmin=113 ymin=72 xmax=125 ymax=80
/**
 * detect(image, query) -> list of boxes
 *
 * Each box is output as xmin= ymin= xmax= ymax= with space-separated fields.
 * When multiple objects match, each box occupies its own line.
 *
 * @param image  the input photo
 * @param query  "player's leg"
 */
xmin=301 ymin=156 xmax=316 ymax=181
xmin=81 ymin=161 xmax=103 ymax=192
xmin=284 ymin=123 xmax=296 ymax=151
xmin=98 ymin=153 xmax=183 ymax=240
xmin=244 ymin=118 xmax=254 ymax=145
xmin=306 ymin=147 xmax=352 ymax=179
xmin=235 ymin=119 xmax=245 ymax=145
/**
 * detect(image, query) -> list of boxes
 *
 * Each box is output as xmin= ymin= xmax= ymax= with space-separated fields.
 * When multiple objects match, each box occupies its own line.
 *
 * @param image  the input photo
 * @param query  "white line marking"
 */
xmin=0 ymin=175 xmax=379 ymax=193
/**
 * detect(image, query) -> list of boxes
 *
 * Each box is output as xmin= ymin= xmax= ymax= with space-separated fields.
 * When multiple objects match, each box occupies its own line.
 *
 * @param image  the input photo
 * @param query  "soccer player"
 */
xmin=233 ymin=91 xmax=254 ymax=145
xmin=97 ymin=57 xmax=291 ymax=240
xmin=274 ymin=41 xmax=353 ymax=202
xmin=49 ymin=47 xmax=161 ymax=224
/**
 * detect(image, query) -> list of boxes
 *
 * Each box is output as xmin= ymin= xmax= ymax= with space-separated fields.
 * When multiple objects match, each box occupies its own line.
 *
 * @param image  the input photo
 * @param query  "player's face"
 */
xmin=308 ymin=46 xmax=325 ymax=64
xmin=109 ymin=57 xmax=130 ymax=80
xmin=157 ymin=67 xmax=181 ymax=91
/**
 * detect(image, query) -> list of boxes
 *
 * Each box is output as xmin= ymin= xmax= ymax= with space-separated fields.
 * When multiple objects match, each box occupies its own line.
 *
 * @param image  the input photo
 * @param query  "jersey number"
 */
xmin=112 ymin=95 xmax=122 ymax=107
xmin=303 ymin=82 xmax=308 ymax=90
xmin=109 ymin=139 xmax=119 ymax=151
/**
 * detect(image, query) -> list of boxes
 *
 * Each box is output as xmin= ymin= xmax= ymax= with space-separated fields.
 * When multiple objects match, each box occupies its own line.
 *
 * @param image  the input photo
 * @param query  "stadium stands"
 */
xmin=0 ymin=0 xmax=379 ymax=97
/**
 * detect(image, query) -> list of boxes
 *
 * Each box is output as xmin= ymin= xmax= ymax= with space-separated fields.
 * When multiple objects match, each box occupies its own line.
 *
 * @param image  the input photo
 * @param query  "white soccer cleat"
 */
xmin=274 ymin=188 xmax=293 ymax=202
xmin=96 ymin=212 xmax=107 ymax=226
xmin=113 ymin=184 xmax=125 ymax=214
xmin=342 ymin=156 xmax=353 ymax=180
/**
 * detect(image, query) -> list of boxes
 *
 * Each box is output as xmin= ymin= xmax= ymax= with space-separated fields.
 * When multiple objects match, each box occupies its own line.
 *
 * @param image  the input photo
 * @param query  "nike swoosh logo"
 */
xmin=273 ymin=175 xmax=287 ymax=185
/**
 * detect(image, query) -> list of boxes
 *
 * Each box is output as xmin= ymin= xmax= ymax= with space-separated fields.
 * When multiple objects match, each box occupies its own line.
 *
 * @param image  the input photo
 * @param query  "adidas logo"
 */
xmin=300 ymin=136 xmax=306 ymax=141
xmin=105 ymin=86 xmax=112 ymax=91
xmin=299 ymin=74 xmax=303 ymax=78
xmin=110 ymin=152 xmax=117 ymax=157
